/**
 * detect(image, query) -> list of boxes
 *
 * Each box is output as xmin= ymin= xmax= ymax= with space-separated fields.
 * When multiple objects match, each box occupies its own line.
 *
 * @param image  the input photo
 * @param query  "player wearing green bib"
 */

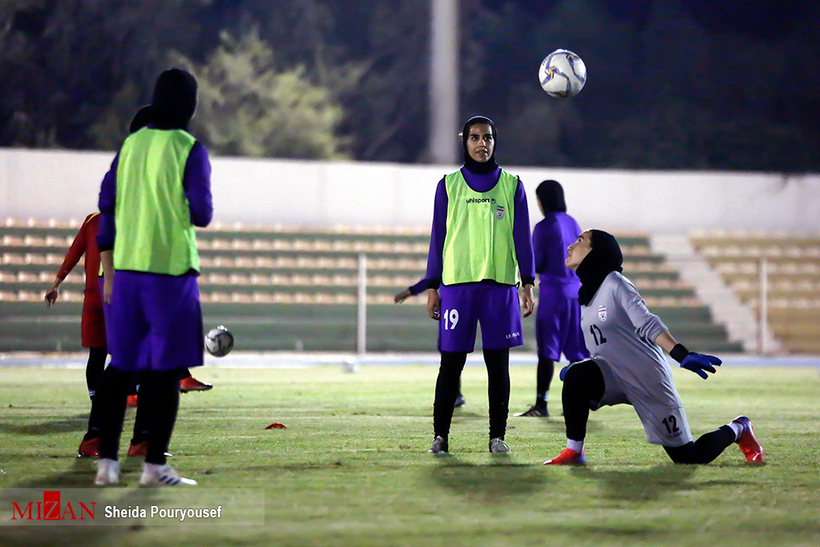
xmin=93 ymin=69 xmax=211 ymax=487
xmin=425 ymin=116 xmax=535 ymax=455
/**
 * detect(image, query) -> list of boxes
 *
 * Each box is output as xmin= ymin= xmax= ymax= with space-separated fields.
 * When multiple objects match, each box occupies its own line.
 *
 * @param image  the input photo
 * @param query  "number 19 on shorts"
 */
xmin=442 ymin=309 xmax=459 ymax=330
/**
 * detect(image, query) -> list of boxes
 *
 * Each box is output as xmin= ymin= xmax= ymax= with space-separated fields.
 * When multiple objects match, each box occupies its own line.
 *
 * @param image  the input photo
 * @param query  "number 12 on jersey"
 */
xmin=442 ymin=309 xmax=459 ymax=330
xmin=590 ymin=324 xmax=607 ymax=345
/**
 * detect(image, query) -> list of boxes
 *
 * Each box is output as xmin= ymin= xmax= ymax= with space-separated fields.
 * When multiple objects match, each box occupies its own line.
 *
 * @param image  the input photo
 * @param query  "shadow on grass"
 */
xmin=11 ymin=452 xmax=152 ymax=489
xmin=0 ymin=414 xmax=89 ymax=435
xmin=429 ymin=454 xmax=551 ymax=501
xmin=569 ymin=464 xmax=701 ymax=501
xmin=14 ymin=457 xmax=104 ymax=489
xmin=510 ymin=413 xmax=608 ymax=436
xmin=0 ymin=522 xmax=133 ymax=547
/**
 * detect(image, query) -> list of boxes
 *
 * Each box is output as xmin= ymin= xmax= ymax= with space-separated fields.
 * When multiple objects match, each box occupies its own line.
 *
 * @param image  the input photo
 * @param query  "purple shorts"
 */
xmin=438 ymin=283 xmax=523 ymax=353
xmin=535 ymin=285 xmax=588 ymax=361
xmin=106 ymin=271 xmax=203 ymax=372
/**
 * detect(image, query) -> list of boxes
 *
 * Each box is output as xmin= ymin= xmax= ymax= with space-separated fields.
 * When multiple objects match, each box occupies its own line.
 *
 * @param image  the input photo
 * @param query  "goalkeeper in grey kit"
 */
xmin=544 ymin=229 xmax=764 ymax=465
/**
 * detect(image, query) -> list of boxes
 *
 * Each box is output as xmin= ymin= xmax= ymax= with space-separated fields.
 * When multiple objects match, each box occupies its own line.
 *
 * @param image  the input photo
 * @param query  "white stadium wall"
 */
xmin=1 ymin=147 xmax=819 ymax=234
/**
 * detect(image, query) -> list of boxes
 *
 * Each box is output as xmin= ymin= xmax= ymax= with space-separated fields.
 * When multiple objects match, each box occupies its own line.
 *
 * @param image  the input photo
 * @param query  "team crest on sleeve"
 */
xmin=598 ymin=305 xmax=607 ymax=321
xmin=495 ymin=205 xmax=505 ymax=220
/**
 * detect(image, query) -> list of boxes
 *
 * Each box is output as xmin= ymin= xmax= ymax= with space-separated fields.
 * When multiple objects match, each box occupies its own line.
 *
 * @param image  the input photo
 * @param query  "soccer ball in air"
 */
xmin=538 ymin=49 xmax=587 ymax=99
xmin=204 ymin=325 xmax=234 ymax=357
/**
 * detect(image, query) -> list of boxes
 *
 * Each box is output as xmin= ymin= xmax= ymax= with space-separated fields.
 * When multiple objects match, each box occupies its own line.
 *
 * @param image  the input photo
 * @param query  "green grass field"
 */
xmin=0 ymin=363 xmax=818 ymax=546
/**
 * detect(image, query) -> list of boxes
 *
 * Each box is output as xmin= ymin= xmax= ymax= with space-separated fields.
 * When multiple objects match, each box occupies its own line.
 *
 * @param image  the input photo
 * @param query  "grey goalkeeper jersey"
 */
xmin=581 ymin=272 xmax=683 ymax=408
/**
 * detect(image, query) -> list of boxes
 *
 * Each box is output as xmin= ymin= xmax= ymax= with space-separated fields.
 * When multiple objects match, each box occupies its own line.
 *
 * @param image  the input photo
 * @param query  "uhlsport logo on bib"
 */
xmin=464 ymin=198 xmax=497 ymax=205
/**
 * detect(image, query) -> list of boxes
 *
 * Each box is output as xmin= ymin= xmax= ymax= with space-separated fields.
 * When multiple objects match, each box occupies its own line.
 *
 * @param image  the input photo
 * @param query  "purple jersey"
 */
xmin=533 ymin=212 xmax=582 ymax=299
xmin=409 ymin=278 xmax=428 ymax=296
xmin=533 ymin=211 xmax=588 ymax=361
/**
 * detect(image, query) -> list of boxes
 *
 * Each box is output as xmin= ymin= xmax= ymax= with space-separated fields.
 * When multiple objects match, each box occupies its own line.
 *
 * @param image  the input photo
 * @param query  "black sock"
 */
xmin=433 ymin=352 xmax=466 ymax=439
xmin=535 ymin=357 xmax=554 ymax=407
xmin=664 ymin=426 xmax=736 ymax=464
xmin=143 ymin=368 xmax=183 ymax=465
xmin=484 ymin=348 xmax=510 ymax=440
xmin=562 ymin=360 xmax=605 ymax=442
xmin=95 ymin=366 xmax=132 ymax=459
xmin=86 ymin=347 xmax=107 ymax=399
xmin=130 ymin=377 xmax=152 ymax=445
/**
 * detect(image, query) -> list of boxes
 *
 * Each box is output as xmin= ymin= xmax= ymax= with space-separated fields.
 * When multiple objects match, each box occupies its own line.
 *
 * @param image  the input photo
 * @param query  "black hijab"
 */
xmin=129 ymin=105 xmax=154 ymax=134
xmin=151 ymin=68 xmax=198 ymax=131
xmin=576 ymin=230 xmax=623 ymax=306
xmin=536 ymin=179 xmax=567 ymax=213
xmin=461 ymin=115 xmax=499 ymax=174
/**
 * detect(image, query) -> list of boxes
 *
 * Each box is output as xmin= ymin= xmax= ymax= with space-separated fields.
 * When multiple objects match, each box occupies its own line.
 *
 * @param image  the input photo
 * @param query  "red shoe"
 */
xmin=732 ymin=416 xmax=764 ymax=463
xmin=77 ymin=437 xmax=100 ymax=458
xmin=127 ymin=394 xmax=138 ymax=408
xmin=544 ymin=448 xmax=586 ymax=465
xmin=127 ymin=441 xmax=148 ymax=457
xmin=180 ymin=376 xmax=213 ymax=393
xmin=127 ymin=441 xmax=172 ymax=458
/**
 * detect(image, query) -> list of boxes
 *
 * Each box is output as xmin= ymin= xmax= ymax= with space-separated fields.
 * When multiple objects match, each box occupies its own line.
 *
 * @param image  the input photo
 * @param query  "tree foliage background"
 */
xmin=0 ymin=0 xmax=818 ymax=170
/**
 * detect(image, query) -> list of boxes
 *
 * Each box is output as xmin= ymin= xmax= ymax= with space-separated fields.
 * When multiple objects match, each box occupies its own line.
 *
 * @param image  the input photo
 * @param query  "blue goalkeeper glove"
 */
xmin=670 ymin=343 xmax=721 ymax=379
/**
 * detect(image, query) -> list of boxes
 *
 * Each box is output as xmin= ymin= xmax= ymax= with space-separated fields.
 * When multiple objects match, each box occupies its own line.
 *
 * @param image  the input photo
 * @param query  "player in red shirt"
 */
xmin=45 ymin=213 xmax=107 ymax=399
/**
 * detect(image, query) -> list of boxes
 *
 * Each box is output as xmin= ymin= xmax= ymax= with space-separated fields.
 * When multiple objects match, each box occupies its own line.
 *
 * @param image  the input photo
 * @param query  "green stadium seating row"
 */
xmin=691 ymin=231 xmax=820 ymax=355
xmin=0 ymin=287 xmax=702 ymax=308
xmin=0 ymin=219 xmax=740 ymax=353
xmin=2 ymin=218 xmax=656 ymax=248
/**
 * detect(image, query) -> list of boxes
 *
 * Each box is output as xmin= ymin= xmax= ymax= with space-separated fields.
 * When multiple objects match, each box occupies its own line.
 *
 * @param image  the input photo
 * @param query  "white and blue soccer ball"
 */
xmin=204 ymin=325 xmax=234 ymax=357
xmin=538 ymin=49 xmax=587 ymax=99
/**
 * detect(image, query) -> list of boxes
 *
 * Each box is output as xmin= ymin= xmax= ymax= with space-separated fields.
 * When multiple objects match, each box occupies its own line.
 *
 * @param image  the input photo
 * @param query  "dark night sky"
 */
xmin=489 ymin=0 xmax=807 ymax=37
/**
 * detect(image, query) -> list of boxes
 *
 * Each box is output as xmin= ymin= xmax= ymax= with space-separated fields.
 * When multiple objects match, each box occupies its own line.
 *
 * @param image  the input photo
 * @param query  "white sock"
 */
xmin=567 ymin=439 xmax=584 ymax=453
xmin=143 ymin=462 xmax=165 ymax=474
xmin=728 ymin=421 xmax=743 ymax=441
xmin=97 ymin=458 xmax=119 ymax=475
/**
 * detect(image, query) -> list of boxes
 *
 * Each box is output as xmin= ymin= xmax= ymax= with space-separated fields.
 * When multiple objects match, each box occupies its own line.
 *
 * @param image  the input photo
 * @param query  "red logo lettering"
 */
xmin=11 ymin=502 xmax=34 ymax=520
xmin=10 ymin=491 xmax=95 ymax=521
xmin=43 ymin=491 xmax=61 ymax=521
xmin=79 ymin=502 xmax=96 ymax=520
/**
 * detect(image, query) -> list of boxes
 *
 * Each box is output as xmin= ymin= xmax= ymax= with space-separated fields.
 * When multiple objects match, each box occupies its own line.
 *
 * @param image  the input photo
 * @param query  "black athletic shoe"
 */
xmin=515 ymin=404 xmax=548 ymax=417
xmin=454 ymin=394 xmax=466 ymax=408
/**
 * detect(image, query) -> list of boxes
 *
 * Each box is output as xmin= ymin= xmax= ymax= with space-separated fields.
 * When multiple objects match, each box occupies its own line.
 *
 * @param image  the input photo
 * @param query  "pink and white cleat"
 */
xmin=732 ymin=416 xmax=764 ymax=463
